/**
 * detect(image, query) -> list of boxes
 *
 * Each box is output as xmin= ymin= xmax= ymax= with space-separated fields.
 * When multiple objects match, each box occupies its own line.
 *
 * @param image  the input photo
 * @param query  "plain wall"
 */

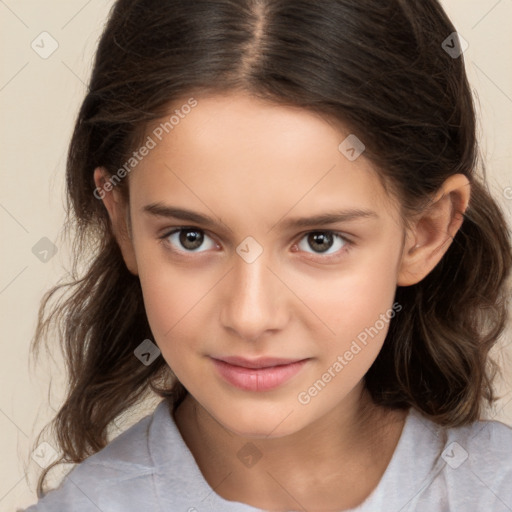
xmin=1 ymin=0 xmax=511 ymax=510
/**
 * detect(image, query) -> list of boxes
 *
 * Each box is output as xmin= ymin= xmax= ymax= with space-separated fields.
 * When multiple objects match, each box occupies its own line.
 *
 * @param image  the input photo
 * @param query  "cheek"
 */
xmin=294 ymin=243 xmax=400 ymax=342
xmin=137 ymin=262 xmax=219 ymax=360
xmin=337 ymin=265 xmax=397 ymax=337
xmin=292 ymin=256 xmax=400 ymax=406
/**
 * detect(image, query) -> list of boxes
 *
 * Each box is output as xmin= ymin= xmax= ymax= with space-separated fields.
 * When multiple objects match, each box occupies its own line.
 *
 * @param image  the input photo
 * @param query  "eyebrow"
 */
xmin=143 ymin=203 xmax=233 ymax=232
xmin=142 ymin=202 xmax=378 ymax=231
xmin=279 ymin=209 xmax=379 ymax=230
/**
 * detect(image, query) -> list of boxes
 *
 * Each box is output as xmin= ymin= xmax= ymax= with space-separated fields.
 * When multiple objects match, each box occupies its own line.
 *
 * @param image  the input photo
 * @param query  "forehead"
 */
xmin=129 ymin=92 xmax=398 ymax=226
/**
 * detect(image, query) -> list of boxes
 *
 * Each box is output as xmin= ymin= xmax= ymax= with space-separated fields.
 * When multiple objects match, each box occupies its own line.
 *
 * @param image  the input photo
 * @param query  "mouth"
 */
xmin=210 ymin=356 xmax=310 ymax=392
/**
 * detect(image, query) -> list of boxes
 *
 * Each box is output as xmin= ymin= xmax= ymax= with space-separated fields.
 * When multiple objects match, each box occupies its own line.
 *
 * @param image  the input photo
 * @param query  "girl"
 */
xmin=24 ymin=0 xmax=512 ymax=510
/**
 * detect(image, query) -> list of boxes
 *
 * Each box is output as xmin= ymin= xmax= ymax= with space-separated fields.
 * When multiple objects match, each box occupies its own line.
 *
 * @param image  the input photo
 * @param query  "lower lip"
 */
xmin=211 ymin=358 xmax=309 ymax=392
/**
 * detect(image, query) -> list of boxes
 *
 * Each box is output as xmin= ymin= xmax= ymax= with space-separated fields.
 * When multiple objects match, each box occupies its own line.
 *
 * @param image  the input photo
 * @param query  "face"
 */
xmin=109 ymin=92 xmax=409 ymax=438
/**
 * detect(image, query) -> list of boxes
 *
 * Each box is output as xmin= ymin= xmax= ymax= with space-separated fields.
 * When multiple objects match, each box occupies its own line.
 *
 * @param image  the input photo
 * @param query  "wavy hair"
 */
xmin=31 ymin=0 xmax=512 ymax=496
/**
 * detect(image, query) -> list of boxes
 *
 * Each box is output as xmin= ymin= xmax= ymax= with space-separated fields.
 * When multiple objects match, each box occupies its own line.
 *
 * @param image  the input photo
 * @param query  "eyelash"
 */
xmin=158 ymin=227 xmax=354 ymax=262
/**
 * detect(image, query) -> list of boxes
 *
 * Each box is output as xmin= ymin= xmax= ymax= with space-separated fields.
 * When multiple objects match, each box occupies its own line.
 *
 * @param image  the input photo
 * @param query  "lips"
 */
xmin=210 ymin=356 xmax=309 ymax=391
xmin=214 ymin=356 xmax=306 ymax=369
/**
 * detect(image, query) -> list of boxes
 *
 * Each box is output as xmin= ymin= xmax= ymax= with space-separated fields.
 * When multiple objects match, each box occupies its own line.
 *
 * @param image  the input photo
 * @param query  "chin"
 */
xmin=208 ymin=401 xmax=306 ymax=439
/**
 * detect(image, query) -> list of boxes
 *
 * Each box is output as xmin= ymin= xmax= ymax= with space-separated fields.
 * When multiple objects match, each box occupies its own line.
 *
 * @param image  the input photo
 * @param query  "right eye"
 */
xmin=160 ymin=227 xmax=218 ymax=253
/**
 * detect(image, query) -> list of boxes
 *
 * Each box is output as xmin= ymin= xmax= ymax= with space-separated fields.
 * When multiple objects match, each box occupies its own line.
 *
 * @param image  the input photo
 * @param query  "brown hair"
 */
xmin=32 ymin=0 xmax=512 ymax=496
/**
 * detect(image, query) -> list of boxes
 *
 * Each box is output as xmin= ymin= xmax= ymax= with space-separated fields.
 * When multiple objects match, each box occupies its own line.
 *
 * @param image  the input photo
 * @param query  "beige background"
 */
xmin=1 ymin=0 xmax=511 ymax=510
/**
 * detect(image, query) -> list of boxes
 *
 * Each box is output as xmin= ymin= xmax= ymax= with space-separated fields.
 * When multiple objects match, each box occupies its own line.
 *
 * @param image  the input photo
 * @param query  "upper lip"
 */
xmin=212 ymin=356 xmax=308 ymax=369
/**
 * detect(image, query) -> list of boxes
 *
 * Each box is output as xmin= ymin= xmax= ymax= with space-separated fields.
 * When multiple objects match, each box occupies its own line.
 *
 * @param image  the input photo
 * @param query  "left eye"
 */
xmin=163 ymin=228 xmax=217 ymax=252
xmin=296 ymin=232 xmax=347 ymax=255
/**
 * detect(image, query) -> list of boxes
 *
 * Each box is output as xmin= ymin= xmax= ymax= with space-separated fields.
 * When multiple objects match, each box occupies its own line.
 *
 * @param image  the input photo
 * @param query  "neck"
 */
xmin=173 ymin=384 xmax=407 ymax=511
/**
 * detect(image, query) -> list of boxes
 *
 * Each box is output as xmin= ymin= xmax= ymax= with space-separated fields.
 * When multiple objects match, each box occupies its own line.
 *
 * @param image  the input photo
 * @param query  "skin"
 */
xmin=94 ymin=91 xmax=470 ymax=511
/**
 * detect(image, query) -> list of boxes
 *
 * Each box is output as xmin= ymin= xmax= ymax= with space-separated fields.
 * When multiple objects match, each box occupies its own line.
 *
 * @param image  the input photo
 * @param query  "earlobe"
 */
xmin=397 ymin=174 xmax=470 ymax=287
xmin=93 ymin=167 xmax=139 ymax=276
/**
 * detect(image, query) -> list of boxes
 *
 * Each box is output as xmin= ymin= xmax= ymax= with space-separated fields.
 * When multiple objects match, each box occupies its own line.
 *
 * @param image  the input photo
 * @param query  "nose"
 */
xmin=219 ymin=253 xmax=289 ymax=342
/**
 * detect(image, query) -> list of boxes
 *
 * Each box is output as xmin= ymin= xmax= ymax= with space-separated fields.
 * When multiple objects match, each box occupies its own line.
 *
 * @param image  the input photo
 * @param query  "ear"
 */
xmin=397 ymin=174 xmax=470 ymax=287
xmin=93 ymin=167 xmax=139 ymax=275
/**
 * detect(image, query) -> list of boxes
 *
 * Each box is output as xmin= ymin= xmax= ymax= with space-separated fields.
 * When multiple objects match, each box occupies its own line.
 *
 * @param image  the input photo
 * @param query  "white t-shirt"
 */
xmin=23 ymin=400 xmax=512 ymax=511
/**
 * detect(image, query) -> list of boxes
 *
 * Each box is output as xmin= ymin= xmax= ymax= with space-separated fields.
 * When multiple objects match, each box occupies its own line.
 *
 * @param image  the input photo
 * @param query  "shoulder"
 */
xmin=407 ymin=410 xmax=512 ymax=511
xmin=448 ymin=416 xmax=512 ymax=492
xmin=22 ymin=404 xmax=164 ymax=512
xmin=441 ymin=414 xmax=512 ymax=474
xmin=465 ymin=414 xmax=512 ymax=451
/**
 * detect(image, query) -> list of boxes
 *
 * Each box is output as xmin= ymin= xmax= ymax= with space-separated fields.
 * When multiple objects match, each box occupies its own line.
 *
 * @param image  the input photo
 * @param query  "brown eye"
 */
xmin=297 ymin=231 xmax=348 ymax=256
xmin=307 ymin=232 xmax=334 ymax=253
xmin=179 ymin=229 xmax=204 ymax=250
xmin=162 ymin=228 xmax=217 ymax=253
